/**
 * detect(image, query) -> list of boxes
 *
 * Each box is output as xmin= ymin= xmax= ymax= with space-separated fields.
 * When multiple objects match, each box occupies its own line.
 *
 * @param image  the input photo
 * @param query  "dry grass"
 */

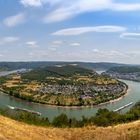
xmin=0 ymin=115 xmax=139 ymax=140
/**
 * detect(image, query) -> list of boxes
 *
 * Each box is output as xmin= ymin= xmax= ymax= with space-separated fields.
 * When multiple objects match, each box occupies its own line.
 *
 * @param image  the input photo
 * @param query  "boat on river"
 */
xmin=7 ymin=105 xmax=41 ymax=116
xmin=113 ymin=102 xmax=133 ymax=112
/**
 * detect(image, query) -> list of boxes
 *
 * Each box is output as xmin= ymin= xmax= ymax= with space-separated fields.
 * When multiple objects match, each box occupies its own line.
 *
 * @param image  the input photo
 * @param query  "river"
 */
xmin=0 ymin=71 xmax=140 ymax=121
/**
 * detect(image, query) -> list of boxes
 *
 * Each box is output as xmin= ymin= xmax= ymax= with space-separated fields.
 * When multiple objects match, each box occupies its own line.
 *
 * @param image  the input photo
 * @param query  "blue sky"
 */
xmin=1 ymin=0 xmax=140 ymax=63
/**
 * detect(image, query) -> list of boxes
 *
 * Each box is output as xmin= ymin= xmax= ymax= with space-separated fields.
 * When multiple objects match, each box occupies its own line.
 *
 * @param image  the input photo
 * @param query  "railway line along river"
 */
xmin=0 ymin=71 xmax=140 ymax=121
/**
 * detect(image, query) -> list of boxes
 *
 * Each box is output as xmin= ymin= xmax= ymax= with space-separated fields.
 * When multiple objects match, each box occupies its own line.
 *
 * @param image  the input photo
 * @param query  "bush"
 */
xmin=52 ymin=114 xmax=69 ymax=127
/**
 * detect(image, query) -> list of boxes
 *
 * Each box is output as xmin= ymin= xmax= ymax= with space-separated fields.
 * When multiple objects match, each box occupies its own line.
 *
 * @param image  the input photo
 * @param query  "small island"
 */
xmin=0 ymin=65 xmax=128 ymax=106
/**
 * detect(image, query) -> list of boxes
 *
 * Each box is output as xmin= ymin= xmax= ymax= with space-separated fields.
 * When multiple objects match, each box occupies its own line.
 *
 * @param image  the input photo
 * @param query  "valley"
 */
xmin=0 ymin=65 xmax=127 ymax=106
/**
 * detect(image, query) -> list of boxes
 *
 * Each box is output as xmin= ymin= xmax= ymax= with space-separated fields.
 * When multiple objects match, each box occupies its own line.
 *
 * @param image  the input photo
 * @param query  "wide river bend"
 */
xmin=0 ymin=71 xmax=139 ymax=121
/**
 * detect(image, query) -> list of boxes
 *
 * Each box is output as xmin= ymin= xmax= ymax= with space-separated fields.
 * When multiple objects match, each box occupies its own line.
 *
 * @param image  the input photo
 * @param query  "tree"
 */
xmin=52 ymin=113 xmax=69 ymax=127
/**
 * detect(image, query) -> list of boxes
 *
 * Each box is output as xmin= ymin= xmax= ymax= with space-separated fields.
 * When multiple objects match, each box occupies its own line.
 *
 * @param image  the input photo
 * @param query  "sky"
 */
xmin=1 ymin=0 xmax=140 ymax=63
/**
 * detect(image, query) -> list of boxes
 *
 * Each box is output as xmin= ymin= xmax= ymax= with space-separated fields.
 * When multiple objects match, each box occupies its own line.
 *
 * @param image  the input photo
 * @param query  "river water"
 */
xmin=0 ymin=71 xmax=140 ymax=121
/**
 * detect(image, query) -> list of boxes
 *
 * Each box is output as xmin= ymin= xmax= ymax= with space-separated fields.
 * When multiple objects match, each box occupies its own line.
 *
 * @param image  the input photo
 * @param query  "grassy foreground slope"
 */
xmin=0 ymin=115 xmax=139 ymax=140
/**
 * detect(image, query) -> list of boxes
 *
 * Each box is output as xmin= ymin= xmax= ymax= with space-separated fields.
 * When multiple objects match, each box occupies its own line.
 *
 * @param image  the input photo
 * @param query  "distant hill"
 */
xmin=0 ymin=61 xmax=127 ymax=71
xmin=106 ymin=66 xmax=140 ymax=73
xmin=104 ymin=66 xmax=140 ymax=81
xmin=0 ymin=66 xmax=9 ymax=72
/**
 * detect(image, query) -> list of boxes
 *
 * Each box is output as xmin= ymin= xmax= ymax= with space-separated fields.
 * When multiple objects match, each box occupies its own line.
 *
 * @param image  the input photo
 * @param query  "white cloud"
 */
xmin=52 ymin=40 xmax=63 ymax=46
xmin=92 ymin=49 xmax=100 ymax=53
xmin=20 ymin=0 xmax=43 ymax=7
xmin=70 ymin=43 xmax=80 ymax=47
xmin=27 ymin=48 xmax=140 ymax=63
xmin=43 ymin=8 xmax=76 ymax=23
xmin=48 ymin=47 xmax=57 ymax=51
xmin=0 ymin=37 xmax=19 ymax=45
xmin=3 ymin=13 xmax=26 ymax=27
xmin=52 ymin=26 xmax=126 ymax=36
xmin=0 ymin=54 xmax=3 ymax=57
xmin=107 ymin=50 xmax=127 ymax=57
xmin=43 ymin=0 xmax=112 ymax=23
xmin=26 ymin=41 xmax=39 ymax=48
xmin=120 ymin=32 xmax=140 ymax=39
xmin=41 ymin=0 xmax=140 ymax=23
xmin=91 ymin=49 xmax=130 ymax=59
xmin=29 ymin=50 xmax=49 ymax=58
xmin=112 ymin=3 xmax=140 ymax=11
xmin=19 ymin=0 xmax=140 ymax=23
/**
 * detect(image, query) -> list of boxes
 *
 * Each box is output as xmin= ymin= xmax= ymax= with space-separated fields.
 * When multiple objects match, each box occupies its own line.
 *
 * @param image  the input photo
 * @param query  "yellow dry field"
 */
xmin=0 ymin=115 xmax=139 ymax=140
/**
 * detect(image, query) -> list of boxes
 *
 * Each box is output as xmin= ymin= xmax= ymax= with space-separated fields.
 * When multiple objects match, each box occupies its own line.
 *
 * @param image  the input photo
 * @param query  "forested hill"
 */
xmin=21 ymin=65 xmax=96 ymax=81
xmin=0 ymin=61 xmax=127 ymax=71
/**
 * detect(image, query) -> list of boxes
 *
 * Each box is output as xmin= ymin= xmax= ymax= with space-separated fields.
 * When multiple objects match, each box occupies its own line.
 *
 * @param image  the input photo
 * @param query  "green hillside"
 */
xmin=21 ymin=65 xmax=96 ymax=81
